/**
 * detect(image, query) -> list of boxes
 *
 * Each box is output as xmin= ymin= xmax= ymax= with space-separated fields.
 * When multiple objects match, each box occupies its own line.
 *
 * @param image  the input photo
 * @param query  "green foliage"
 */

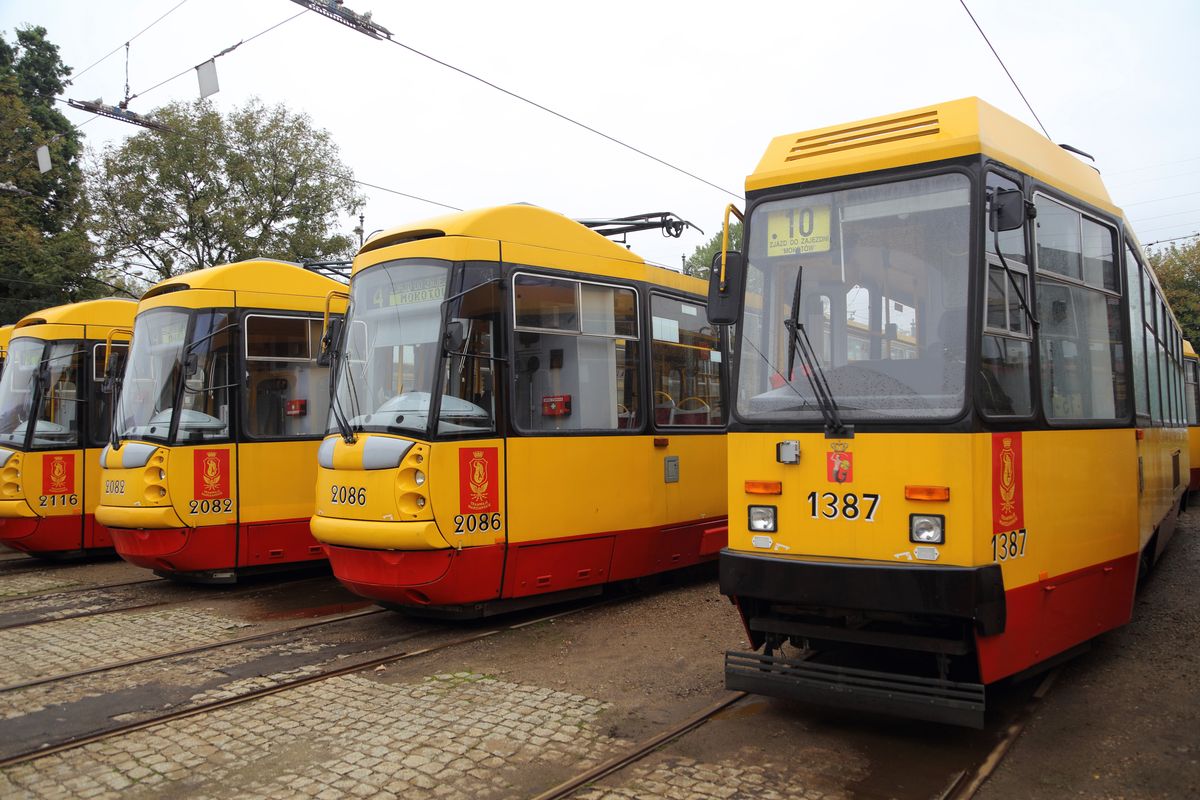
xmin=1149 ymin=238 xmax=1200 ymax=347
xmin=0 ymin=26 xmax=98 ymax=324
xmin=683 ymin=221 xmax=743 ymax=279
xmin=88 ymin=98 xmax=366 ymax=280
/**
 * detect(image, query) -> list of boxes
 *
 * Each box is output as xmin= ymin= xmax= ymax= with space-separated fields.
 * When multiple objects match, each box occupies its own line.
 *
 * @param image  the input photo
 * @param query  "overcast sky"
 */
xmin=3 ymin=0 xmax=1198 ymax=277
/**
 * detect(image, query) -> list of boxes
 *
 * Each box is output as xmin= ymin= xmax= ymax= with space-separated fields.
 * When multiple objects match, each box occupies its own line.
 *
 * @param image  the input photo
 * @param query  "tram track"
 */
xmin=0 ymin=598 xmax=607 ymax=770
xmin=0 ymin=574 xmax=335 ymax=631
xmin=0 ymin=577 xmax=164 ymax=606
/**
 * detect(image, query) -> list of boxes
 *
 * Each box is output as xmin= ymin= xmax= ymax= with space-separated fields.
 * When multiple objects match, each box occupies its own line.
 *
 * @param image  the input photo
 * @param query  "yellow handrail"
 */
xmin=718 ymin=204 xmax=744 ymax=291
xmin=103 ymin=327 xmax=133 ymax=373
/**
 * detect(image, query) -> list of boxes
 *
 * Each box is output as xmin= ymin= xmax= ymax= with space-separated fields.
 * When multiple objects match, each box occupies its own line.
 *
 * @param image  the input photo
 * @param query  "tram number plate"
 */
xmin=189 ymin=498 xmax=233 ymax=515
xmin=453 ymin=513 xmax=502 ymax=535
xmin=330 ymin=485 xmax=367 ymax=506
xmin=38 ymin=494 xmax=79 ymax=508
xmin=104 ymin=480 xmax=126 ymax=495
xmin=991 ymin=529 xmax=1028 ymax=562
xmin=806 ymin=492 xmax=879 ymax=521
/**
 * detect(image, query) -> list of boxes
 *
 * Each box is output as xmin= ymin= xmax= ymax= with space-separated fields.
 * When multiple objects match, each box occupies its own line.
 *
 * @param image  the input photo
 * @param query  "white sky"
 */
xmin=3 ymin=0 xmax=1198 ymax=276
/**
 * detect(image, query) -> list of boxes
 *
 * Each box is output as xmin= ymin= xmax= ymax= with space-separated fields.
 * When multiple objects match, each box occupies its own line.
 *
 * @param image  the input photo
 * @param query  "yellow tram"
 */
xmin=311 ymin=205 xmax=728 ymax=616
xmin=0 ymin=324 xmax=13 ymax=377
xmin=708 ymin=98 xmax=1188 ymax=726
xmin=96 ymin=260 xmax=345 ymax=582
xmin=0 ymin=299 xmax=136 ymax=557
xmin=1184 ymin=341 xmax=1199 ymax=492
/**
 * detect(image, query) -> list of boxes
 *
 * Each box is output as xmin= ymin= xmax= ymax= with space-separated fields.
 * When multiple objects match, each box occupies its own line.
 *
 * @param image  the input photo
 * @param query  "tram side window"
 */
xmin=1144 ymin=274 xmax=1162 ymax=424
xmin=1125 ymin=246 xmax=1150 ymax=418
xmin=177 ymin=311 xmax=233 ymax=442
xmin=243 ymin=314 xmax=331 ymax=439
xmin=650 ymin=295 xmax=723 ymax=426
xmin=29 ymin=341 xmax=82 ymax=449
xmin=512 ymin=274 xmax=640 ymax=432
xmin=88 ymin=342 xmax=129 ymax=447
xmin=1034 ymin=199 xmax=1125 ymax=421
xmin=1186 ymin=359 xmax=1199 ymax=426
xmin=980 ymin=173 xmax=1033 ymax=416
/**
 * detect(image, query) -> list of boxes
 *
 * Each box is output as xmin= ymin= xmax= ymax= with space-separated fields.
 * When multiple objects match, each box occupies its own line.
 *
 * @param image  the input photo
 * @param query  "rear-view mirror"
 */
xmin=707 ymin=250 xmax=745 ymax=325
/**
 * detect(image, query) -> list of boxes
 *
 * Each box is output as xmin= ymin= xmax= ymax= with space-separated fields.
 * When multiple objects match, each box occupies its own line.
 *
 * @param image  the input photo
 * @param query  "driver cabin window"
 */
xmin=512 ymin=273 xmax=640 ymax=432
xmin=244 ymin=314 xmax=332 ymax=439
xmin=980 ymin=171 xmax=1033 ymax=416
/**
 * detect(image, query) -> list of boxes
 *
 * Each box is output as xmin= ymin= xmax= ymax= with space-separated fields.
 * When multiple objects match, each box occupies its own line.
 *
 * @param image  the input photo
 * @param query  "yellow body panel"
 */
xmin=748 ymin=97 xmax=1117 ymax=217
xmin=726 ymin=429 xmax=1152 ymax=591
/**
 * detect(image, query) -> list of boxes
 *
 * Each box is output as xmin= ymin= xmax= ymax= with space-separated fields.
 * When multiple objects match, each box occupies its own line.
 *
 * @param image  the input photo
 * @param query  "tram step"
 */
xmin=724 ymin=649 xmax=986 ymax=728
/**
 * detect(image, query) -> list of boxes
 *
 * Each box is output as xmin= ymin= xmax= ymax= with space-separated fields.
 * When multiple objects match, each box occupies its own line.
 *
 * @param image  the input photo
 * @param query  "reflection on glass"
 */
xmin=0 ymin=338 xmax=84 ymax=449
xmin=737 ymin=173 xmax=972 ymax=422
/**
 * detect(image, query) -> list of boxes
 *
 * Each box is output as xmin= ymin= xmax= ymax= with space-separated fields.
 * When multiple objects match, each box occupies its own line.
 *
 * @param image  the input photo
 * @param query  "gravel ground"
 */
xmin=977 ymin=506 xmax=1200 ymax=799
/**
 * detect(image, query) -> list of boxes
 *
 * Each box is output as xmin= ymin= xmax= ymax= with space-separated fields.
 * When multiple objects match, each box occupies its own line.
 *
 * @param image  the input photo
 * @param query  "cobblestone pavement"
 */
xmin=0 ymin=673 xmax=628 ymax=800
xmin=0 ymin=608 xmax=253 ymax=686
xmin=574 ymin=754 xmax=853 ymax=800
xmin=0 ymin=574 xmax=80 ymax=599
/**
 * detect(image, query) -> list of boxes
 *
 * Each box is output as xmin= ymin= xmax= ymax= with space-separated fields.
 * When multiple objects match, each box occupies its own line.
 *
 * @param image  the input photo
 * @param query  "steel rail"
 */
xmin=0 ymin=577 xmax=164 ymax=605
xmin=0 ymin=599 xmax=606 ymax=768
xmin=530 ymin=692 xmax=747 ymax=800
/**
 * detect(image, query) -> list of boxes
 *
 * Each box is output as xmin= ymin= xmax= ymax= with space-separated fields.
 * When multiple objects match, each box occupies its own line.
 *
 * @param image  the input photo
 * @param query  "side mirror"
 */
xmin=101 ymin=352 xmax=124 ymax=394
xmin=443 ymin=320 xmax=466 ymax=353
xmin=184 ymin=351 xmax=200 ymax=377
xmin=318 ymin=317 xmax=343 ymax=367
xmin=707 ymin=250 xmax=745 ymax=325
xmin=989 ymin=188 xmax=1026 ymax=232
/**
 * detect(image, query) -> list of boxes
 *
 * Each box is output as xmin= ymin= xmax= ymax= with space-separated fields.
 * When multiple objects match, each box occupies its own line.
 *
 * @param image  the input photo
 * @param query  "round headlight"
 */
xmin=414 ymin=470 xmax=426 ymax=486
xmin=910 ymin=514 xmax=945 ymax=544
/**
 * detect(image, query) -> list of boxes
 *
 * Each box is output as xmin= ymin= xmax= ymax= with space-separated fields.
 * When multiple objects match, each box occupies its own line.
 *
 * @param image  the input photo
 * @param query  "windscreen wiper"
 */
xmin=783 ymin=264 xmax=851 ymax=437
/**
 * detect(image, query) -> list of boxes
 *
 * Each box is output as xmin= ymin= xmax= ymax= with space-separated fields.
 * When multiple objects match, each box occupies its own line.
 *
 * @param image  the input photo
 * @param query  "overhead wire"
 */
xmin=958 ymin=0 xmax=1050 ymax=140
xmin=1143 ymin=232 xmax=1200 ymax=248
xmin=68 ymin=0 xmax=193 ymax=85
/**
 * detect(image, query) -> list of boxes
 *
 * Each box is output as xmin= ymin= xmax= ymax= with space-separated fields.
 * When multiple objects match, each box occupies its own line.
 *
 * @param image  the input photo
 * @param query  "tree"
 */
xmin=683 ymin=221 xmax=743 ymax=279
xmin=0 ymin=26 xmax=99 ymax=323
xmin=87 ymin=99 xmax=365 ymax=280
xmin=1149 ymin=237 xmax=1200 ymax=347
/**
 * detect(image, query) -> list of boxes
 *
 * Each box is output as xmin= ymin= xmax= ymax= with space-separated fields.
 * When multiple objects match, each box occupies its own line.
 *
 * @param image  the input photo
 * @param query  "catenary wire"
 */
xmin=958 ymin=0 xmax=1050 ymax=140
xmin=68 ymin=0 xmax=193 ymax=85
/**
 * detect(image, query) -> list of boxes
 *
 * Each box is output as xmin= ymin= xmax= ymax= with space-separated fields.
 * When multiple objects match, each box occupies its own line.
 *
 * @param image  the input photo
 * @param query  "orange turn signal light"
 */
xmin=904 ymin=485 xmax=950 ymax=501
xmin=745 ymin=480 xmax=783 ymax=495
xmin=1135 ymin=428 xmax=1145 ymax=441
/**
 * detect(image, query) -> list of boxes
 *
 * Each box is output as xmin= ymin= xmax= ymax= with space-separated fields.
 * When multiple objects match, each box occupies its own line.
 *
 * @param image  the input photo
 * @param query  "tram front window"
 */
xmin=737 ymin=172 xmax=972 ymax=422
xmin=332 ymin=260 xmax=493 ymax=438
xmin=115 ymin=308 xmax=233 ymax=444
xmin=0 ymin=339 xmax=83 ymax=449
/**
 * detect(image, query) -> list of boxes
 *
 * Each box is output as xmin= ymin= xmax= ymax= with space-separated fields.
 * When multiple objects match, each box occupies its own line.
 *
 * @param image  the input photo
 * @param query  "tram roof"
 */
xmin=1185 ymin=340 xmax=1197 ymax=359
xmin=142 ymin=259 xmax=345 ymax=301
xmin=14 ymin=297 xmax=137 ymax=331
xmin=359 ymin=204 xmax=646 ymax=268
xmin=0 ymin=324 xmax=12 ymax=345
xmin=749 ymin=97 xmax=1119 ymax=217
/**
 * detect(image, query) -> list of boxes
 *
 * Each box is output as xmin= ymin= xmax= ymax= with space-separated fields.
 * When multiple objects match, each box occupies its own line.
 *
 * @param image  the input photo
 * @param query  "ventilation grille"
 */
xmin=785 ymin=110 xmax=941 ymax=162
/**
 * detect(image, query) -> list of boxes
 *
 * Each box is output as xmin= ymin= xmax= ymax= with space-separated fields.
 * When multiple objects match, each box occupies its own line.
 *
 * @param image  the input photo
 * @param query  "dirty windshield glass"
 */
xmin=737 ymin=173 xmax=972 ymax=422
xmin=0 ymin=338 xmax=84 ymax=449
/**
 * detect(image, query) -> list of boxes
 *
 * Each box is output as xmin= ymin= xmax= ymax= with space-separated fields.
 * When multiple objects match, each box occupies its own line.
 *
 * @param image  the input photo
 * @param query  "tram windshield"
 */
xmin=737 ymin=172 xmax=972 ymax=422
xmin=115 ymin=308 xmax=234 ymax=444
xmin=331 ymin=260 xmax=495 ymax=438
xmin=0 ymin=337 xmax=84 ymax=449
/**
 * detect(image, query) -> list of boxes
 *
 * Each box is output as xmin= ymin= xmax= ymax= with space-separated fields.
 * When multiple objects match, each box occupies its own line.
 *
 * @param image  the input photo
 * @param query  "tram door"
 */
xmin=648 ymin=294 xmax=727 ymax=561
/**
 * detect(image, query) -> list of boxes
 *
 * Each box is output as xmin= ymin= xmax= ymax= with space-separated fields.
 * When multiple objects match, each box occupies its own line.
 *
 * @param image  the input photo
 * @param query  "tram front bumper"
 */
xmin=719 ymin=548 xmax=1006 ymax=638
xmin=95 ymin=504 xmax=185 ymax=530
xmin=309 ymin=516 xmax=450 ymax=550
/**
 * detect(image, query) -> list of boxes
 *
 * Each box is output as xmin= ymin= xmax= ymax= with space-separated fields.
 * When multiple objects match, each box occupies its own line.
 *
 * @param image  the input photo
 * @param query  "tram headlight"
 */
xmin=909 ymin=514 xmax=944 ymax=544
xmin=748 ymin=505 xmax=777 ymax=532
xmin=414 ymin=470 xmax=425 ymax=487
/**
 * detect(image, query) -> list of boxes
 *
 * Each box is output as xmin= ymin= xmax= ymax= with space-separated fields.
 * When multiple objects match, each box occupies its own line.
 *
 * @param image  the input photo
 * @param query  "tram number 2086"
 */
xmin=453 ymin=513 xmax=502 ymax=535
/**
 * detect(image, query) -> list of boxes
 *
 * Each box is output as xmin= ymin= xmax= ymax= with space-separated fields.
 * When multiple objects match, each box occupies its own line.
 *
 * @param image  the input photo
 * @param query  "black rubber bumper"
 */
xmin=719 ymin=548 xmax=1006 ymax=636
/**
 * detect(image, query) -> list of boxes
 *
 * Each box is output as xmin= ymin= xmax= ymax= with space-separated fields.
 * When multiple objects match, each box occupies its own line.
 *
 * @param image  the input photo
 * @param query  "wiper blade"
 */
xmin=783 ymin=264 xmax=851 ymax=437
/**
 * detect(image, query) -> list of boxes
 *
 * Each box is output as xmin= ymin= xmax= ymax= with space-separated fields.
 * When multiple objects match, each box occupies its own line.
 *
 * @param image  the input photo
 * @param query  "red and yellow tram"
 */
xmin=709 ymin=97 xmax=1188 ymax=726
xmin=311 ymin=205 xmax=728 ymax=616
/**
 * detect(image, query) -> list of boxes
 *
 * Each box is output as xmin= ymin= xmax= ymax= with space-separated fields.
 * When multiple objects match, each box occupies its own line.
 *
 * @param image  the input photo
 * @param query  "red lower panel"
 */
xmin=975 ymin=552 xmax=1138 ymax=683
xmin=1190 ymin=467 xmax=1200 ymax=492
xmin=503 ymin=536 xmax=615 ymax=598
xmin=325 ymin=543 xmax=505 ymax=606
xmin=238 ymin=519 xmax=327 ymax=568
xmin=111 ymin=525 xmax=237 ymax=574
xmin=86 ymin=517 xmax=115 ymax=550
xmin=0 ymin=514 xmax=86 ymax=554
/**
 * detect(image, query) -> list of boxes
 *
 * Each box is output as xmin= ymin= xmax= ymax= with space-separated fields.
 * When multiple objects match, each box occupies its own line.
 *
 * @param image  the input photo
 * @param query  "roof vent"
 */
xmin=785 ymin=110 xmax=940 ymax=162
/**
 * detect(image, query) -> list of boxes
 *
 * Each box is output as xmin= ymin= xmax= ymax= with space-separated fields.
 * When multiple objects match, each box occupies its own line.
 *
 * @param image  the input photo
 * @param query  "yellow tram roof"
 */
xmin=13 ymin=297 xmax=137 ymax=336
xmin=749 ymin=97 xmax=1118 ymax=217
xmin=1185 ymin=341 xmax=1197 ymax=359
xmin=0 ymin=324 xmax=12 ymax=348
xmin=140 ymin=259 xmax=346 ymax=309
xmin=356 ymin=204 xmax=704 ymax=294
